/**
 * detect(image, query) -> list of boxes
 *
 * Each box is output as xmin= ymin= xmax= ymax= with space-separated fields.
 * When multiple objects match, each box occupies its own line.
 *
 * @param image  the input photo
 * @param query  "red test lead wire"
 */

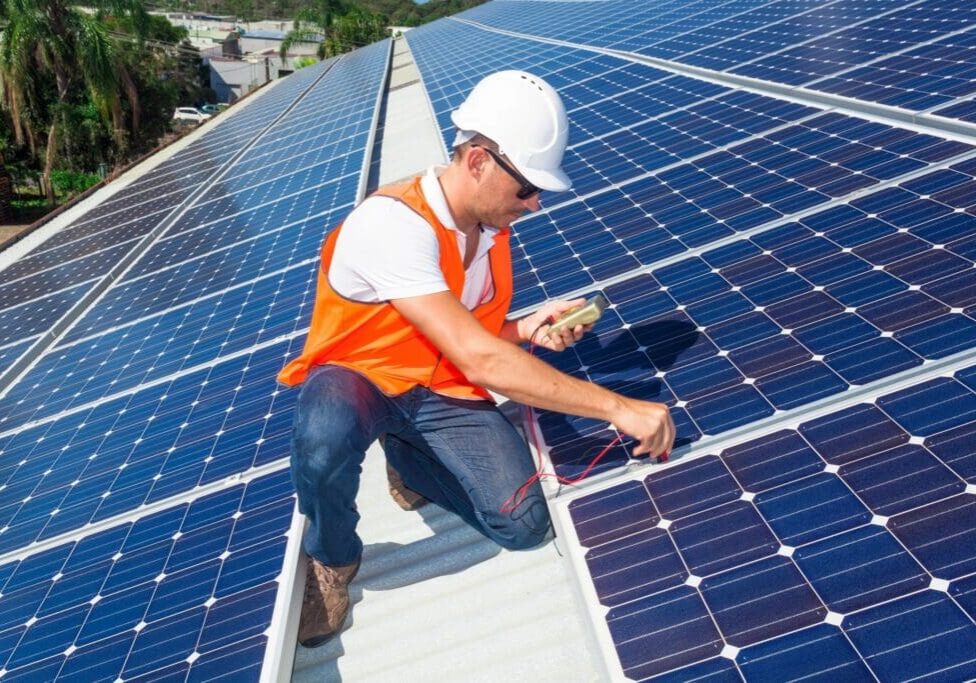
xmin=500 ymin=331 xmax=669 ymax=514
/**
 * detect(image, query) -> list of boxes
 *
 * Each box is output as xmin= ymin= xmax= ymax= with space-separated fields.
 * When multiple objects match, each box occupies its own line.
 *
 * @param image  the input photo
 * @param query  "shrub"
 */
xmin=50 ymin=170 xmax=101 ymax=197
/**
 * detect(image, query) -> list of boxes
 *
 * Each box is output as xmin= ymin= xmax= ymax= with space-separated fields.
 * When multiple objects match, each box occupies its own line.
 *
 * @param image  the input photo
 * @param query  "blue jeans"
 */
xmin=290 ymin=364 xmax=550 ymax=566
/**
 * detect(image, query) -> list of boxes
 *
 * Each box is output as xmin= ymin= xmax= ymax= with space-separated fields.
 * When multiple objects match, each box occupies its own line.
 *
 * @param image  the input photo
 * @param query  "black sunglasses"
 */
xmin=471 ymin=144 xmax=542 ymax=200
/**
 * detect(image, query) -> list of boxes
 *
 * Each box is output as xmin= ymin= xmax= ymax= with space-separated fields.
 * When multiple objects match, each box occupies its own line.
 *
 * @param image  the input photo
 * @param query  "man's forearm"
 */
xmin=472 ymin=340 xmax=627 ymax=423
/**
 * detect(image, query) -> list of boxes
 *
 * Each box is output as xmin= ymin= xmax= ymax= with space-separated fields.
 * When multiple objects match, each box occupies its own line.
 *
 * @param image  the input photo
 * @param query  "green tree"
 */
xmin=279 ymin=0 xmax=345 ymax=61
xmin=324 ymin=6 xmax=387 ymax=55
xmin=278 ymin=0 xmax=389 ymax=62
xmin=0 ymin=0 xmax=149 ymax=204
xmin=108 ymin=14 xmax=210 ymax=153
xmin=227 ymin=0 xmax=256 ymax=24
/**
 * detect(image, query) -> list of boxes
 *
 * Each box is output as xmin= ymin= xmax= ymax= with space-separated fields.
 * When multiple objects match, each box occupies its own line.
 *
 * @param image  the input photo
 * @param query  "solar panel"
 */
xmin=0 ymin=40 xmax=390 ymax=680
xmin=1 ymin=0 xmax=974 ymax=677
xmin=0 ymin=45 xmax=388 ymax=427
xmin=556 ymin=362 xmax=976 ymax=681
xmin=0 ymin=58 xmax=342 ymax=389
xmin=0 ymin=469 xmax=299 ymax=681
xmin=401 ymin=6 xmax=976 ymax=678
xmin=457 ymin=0 xmax=976 ymax=123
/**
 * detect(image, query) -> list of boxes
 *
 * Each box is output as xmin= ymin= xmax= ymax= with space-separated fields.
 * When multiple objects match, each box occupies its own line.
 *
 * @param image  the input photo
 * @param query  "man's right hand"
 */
xmin=610 ymin=399 xmax=676 ymax=458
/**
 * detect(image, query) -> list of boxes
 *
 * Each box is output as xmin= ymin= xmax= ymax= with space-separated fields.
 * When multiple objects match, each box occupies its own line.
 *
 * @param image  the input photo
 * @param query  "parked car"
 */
xmin=200 ymin=103 xmax=230 ymax=115
xmin=173 ymin=107 xmax=212 ymax=124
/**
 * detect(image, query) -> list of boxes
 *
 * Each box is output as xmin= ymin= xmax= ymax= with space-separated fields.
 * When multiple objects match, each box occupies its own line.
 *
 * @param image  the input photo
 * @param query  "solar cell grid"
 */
xmin=160 ymin=155 xmax=360 ymax=239
xmin=528 ymin=154 xmax=976 ymax=479
xmin=0 ymin=469 xmax=295 ymax=682
xmin=806 ymin=25 xmax=976 ymax=106
xmin=32 ymin=266 xmax=314 ymax=399
xmin=509 ymin=123 xmax=971 ymax=313
xmin=6 ymin=220 xmax=363 ymax=435
xmin=0 ymin=338 xmax=299 ymax=549
xmin=70 ymin=182 xmax=204 ymax=230
xmin=559 ymin=89 xmax=821 ymax=201
xmin=31 ymin=208 xmax=172 ymax=255
xmin=0 ymin=42 xmax=387 ymax=416
xmin=0 ymin=235 xmax=143 ymax=287
xmin=459 ymin=1 xmax=976 ymax=125
xmin=0 ymin=58 xmax=343 ymax=372
xmin=0 ymin=340 xmax=38 ymax=375
xmin=244 ymin=98 xmax=372 ymax=162
xmin=647 ymin=0 xmax=824 ymax=60
xmin=935 ymin=94 xmax=976 ymax=123
xmin=561 ymin=362 xmax=976 ymax=681
xmin=0 ymin=44 xmax=389 ymax=576
xmin=0 ymin=284 xmax=93 ymax=348
xmin=459 ymin=0 xmax=775 ymax=54
xmin=122 ymin=207 xmax=327 ymax=283
xmin=0 ymin=242 xmax=135 ymax=311
xmin=88 ymin=166 xmax=222 ymax=220
xmin=218 ymin=130 xmax=365 ymax=192
xmin=206 ymin=107 xmax=373 ymax=190
xmin=670 ymin=0 xmax=908 ymax=71
xmin=732 ymin=2 xmax=976 ymax=93
xmin=630 ymin=0 xmax=774 ymax=47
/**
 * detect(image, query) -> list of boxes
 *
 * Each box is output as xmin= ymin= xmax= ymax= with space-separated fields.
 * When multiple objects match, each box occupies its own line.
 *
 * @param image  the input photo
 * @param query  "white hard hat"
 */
xmin=451 ymin=70 xmax=572 ymax=192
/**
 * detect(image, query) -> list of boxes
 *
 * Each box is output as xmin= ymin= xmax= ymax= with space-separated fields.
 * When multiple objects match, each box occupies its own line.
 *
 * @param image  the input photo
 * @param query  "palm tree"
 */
xmin=279 ymin=0 xmax=345 ymax=62
xmin=0 ymin=0 xmax=148 ymax=204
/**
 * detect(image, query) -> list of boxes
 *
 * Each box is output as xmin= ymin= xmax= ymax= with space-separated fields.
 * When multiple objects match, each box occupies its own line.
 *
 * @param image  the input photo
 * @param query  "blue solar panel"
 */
xmin=523 ymin=155 xmax=976 ymax=481
xmin=0 ymin=469 xmax=295 ymax=681
xmin=455 ymin=0 xmax=976 ymax=124
xmin=1 ymin=0 xmax=973 ymax=677
xmin=0 ymin=43 xmax=388 ymax=426
xmin=733 ymin=5 xmax=976 ymax=97
xmin=0 ymin=337 xmax=299 ymax=550
xmin=0 ymin=283 xmax=92 ymax=348
xmin=350 ymin=9 xmax=976 ymax=678
xmin=0 ymin=40 xmax=390 ymax=680
xmin=561 ymin=363 xmax=976 ymax=680
xmin=0 ymin=57 xmax=343 ymax=384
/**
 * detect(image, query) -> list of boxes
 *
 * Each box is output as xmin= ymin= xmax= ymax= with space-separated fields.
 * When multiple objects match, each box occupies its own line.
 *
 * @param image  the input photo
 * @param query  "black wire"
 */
xmin=528 ymin=319 xmax=551 ymax=346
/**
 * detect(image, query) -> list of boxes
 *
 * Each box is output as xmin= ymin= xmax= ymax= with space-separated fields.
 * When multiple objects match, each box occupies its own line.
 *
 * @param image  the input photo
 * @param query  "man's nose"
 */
xmin=523 ymin=193 xmax=542 ymax=212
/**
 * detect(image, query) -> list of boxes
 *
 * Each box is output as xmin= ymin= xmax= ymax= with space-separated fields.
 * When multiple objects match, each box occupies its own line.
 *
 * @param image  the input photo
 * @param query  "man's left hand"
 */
xmin=519 ymin=298 xmax=593 ymax=351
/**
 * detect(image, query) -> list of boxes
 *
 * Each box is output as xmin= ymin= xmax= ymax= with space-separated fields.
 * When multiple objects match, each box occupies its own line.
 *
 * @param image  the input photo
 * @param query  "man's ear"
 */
xmin=466 ymin=145 xmax=488 ymax=180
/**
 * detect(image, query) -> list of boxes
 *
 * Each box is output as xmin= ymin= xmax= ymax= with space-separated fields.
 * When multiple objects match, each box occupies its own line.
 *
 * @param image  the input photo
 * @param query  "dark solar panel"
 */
xmin=401 ymin=12 xmax=976 ymax=675
xmin=1 ymin=0 xmax=974 ymax=677
xmin=0 ymin=470 xmax=295 ymax=680
xmin=562 ymin=364 xmax=976 ymax=680
xmin=0 ymin=41 xmax=389 ymax=680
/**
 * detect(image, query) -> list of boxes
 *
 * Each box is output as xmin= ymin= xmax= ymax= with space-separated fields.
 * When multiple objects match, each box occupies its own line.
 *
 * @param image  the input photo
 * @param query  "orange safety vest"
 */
xmin=277 ymin=176 xmax=513 ymax=400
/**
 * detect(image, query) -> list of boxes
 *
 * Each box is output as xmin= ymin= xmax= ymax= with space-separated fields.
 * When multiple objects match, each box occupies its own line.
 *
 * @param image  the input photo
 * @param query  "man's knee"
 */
xmin=293 ymin=369 xmax=375 ymax=456
xmin=499 ymin=526 xmax=549 ymax=551
xmin=485 ymin=498 xmax=551 ymax=551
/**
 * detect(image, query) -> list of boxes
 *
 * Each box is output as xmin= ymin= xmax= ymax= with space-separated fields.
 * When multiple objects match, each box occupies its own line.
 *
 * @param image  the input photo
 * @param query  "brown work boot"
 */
xmin=386 ymin=461 xmax=429 ymax=511
xmin=298 ymin=555 xmax=361 ymax=648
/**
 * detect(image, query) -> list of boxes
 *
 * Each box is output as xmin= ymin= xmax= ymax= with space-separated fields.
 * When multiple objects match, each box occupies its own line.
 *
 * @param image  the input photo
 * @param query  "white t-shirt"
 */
xmin=329 ymin=167 xmax=498 ymax=310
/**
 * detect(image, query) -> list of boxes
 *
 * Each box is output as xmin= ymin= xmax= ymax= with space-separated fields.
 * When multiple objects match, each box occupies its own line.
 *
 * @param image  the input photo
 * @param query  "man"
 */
xmin=278 ymin=70 xmax=675 ymax=647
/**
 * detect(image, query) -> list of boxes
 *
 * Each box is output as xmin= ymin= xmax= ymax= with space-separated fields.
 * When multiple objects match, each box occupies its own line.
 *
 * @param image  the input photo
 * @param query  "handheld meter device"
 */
xmin=547 ymin=294 xmax=608 ymax=334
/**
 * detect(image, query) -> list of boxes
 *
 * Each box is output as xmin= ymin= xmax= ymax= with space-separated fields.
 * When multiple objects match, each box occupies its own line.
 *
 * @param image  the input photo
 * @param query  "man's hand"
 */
xmin=518 ymin=298 xmax=593 ymax=351
xmin=610 ymin=399 xmax=676 ymax=458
